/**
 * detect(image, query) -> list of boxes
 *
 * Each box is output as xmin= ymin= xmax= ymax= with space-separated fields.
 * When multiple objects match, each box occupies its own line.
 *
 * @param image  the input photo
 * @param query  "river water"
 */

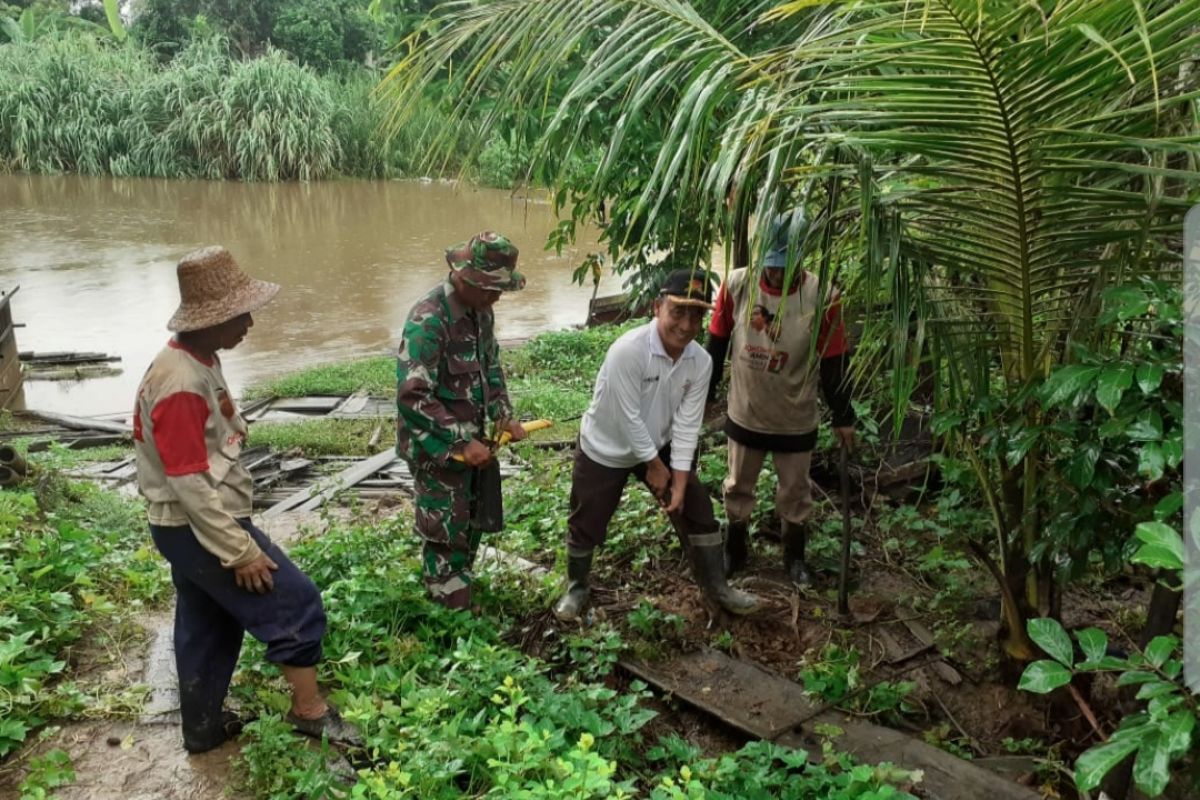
xmin=0 ymin=174 xmax=608 ymax=417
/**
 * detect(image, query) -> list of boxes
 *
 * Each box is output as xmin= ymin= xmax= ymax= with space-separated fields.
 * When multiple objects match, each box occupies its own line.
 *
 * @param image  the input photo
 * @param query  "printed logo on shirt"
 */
xmin=643 ymin=375 xmax=660 ymax=383
xmin=741 ymin=343 xmax=790 ymax=375
xmin=749 ymin=305 xmax=783 ymax=342
xmin=216 ymin=387 xmax=236 ymax=419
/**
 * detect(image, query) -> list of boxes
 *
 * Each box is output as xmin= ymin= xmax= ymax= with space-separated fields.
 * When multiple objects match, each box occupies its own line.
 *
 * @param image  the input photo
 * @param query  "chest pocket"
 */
xmin=436 ymin=342 xmax=483 ymax=403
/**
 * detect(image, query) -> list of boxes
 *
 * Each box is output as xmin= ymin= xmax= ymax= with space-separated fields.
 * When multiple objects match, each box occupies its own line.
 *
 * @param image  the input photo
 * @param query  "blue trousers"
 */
xmin=150 ymin=518 xmax=326 ymax=752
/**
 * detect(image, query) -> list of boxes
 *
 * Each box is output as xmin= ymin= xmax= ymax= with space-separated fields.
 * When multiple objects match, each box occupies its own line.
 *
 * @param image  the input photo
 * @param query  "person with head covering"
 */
xmin=133 ymin=246 xmax=359 ymax=754
xmin=706 ymin=210 xmax=857 ymax=586
xmin=552 ymin=268 xmax=761 ymax=622
xmin=395 ymin=231 xmax=528 ymax=610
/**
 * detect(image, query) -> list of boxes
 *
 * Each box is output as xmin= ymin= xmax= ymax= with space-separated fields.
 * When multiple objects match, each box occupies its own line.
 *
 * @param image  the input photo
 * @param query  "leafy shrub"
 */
xmin=1019 ymin=521 xmax=1195 ymax=798
xmin=0 ymin=477 xmax=168 ymax=757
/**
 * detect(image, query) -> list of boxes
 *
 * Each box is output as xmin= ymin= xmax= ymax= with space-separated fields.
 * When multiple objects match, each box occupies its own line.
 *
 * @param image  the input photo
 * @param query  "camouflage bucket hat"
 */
xmin=445 ymin=231 xmax=526 ymax=291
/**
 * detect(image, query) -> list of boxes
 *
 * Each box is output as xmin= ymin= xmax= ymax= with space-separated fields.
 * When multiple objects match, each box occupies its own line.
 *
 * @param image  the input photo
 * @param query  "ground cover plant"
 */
xmin=230 ymin=511 xmax=922 ymax=799
xmin=0 ymin=467 xmax=169 ymax=760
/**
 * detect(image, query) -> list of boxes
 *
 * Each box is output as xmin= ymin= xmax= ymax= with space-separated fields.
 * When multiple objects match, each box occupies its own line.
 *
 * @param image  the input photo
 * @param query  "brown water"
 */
xmin=0 ymin=174 xmax=608 ymax=417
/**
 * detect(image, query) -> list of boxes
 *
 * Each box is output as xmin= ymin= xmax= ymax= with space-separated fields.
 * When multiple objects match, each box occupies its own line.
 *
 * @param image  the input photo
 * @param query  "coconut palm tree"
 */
xmin=381 ymin=0 xmax=1199 ymax=659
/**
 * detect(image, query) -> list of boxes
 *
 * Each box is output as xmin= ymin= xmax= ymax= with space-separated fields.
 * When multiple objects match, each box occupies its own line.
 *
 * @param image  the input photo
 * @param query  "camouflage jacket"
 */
xmin=396 ymin=279 xmax=513 ymax=467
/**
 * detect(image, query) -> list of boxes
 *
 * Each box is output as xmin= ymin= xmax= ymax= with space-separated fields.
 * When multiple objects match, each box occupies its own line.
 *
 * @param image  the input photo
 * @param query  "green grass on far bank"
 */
xmin=244 ymin=322 xmax=641 ymax=452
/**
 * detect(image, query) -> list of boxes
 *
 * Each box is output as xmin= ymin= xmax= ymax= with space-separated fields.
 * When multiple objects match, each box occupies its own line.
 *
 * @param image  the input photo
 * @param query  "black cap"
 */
xmin=658 ymin=268 xmax=714 ymax=309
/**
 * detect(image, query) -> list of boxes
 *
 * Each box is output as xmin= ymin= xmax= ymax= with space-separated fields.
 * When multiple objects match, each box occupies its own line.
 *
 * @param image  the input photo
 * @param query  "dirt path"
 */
xmin=0 ymin=510 xmax=355 ymax=800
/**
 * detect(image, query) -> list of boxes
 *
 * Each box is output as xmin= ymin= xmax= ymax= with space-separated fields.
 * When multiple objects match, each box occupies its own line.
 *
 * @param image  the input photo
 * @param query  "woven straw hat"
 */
xmin=167 ymin=246 xmax=280 ymax=333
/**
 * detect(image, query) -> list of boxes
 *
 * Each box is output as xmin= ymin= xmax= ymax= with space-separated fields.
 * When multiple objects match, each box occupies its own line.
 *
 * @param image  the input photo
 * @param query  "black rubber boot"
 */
xmin=553 ymin=549 xmax=594 ymax=622
xmin=724 ymin=519 xmax=749 ymax=578
xmin=689 ymin=532 xmax=759 ymax=615
xmin=783 ymin=521 xmax=811 ymax=587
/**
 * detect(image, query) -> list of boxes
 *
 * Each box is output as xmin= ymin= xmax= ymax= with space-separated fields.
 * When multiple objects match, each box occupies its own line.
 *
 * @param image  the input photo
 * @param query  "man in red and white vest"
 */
xmin=706 ymin=211 xmax=856 ymax=586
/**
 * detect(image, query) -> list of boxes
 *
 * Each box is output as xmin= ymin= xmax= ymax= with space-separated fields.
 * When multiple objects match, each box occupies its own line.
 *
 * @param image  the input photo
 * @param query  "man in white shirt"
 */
xmin=553 ymin=269 xmax=760 ymax=621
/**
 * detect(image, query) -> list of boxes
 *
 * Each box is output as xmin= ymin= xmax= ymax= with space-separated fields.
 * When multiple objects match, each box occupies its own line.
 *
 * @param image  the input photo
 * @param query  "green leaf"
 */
xmin=1117 ymin=670 xmax=1159 ymax=688
xmin=1006 ymin=428 xmax=1041 ymax=468
xmin=1132 ymin=522 xmax=1184 ymax=571
xmin=1131 ymin=732 xmax=1171 ymax=797
xmin=1096 ymin=364 xmax=1134 ymax=414
xmin=1075 ymin=628 xmax=1108 ymax=665
xmin=1102 ymin=286 xmax=1152 ymax=321
xmin=1127 ymin=409 xmax=1164 ymax=441
xmin=1028 ymin=618 xmax=1074 ymax=667
xmin=1041 ymin=365 xmax=1100 ymax=409
xmin=1154 ymin=492 xmax=1183 ymax=521
xmin=1065 ymin=444 xmax=1099 ymax=489
xmin=1143 ymin=636 xmax=1178 ymax=669
xmin=1076 ymin=736 xmax=1143 ymax=791
xmin=1135 ymin=680 xmax=1178 ymax=701
xmin=1162 ymin=437 xmax=1183 ymax=469
xmin=1018 ymin=660 xmax=1072 ymax=694
xmin=1139 ymin=443 xmax=1166 ymax=480
xmin=1137 ymin=363 xmax=1165 ymax=394
xmin=102 ymin=0 xmax=127 ymax=41
xmin=1161 ymin=711 xmax=1195 ymax=757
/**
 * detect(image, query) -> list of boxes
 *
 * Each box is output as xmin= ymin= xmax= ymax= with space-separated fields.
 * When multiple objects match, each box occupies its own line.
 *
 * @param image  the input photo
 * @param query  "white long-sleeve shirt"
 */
xmin=579 ymin=322 xmax=712 ymax=471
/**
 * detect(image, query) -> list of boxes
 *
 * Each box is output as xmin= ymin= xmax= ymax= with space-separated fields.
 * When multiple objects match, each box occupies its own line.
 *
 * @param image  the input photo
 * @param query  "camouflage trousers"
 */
xmin=412 ymin=460 xmax=480 ymax=609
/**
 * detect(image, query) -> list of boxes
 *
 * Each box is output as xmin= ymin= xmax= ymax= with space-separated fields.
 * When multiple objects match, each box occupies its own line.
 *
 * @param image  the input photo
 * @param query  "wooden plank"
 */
xmin=332 ymin=390 xmax=369 ymax=416
xmin=15 ymin=409 xmax=132 ymax=436
xmin=624 ymin=649 xmax=1039 ymax=800
xmin=19 ymin=351 xmax=121 ymax=365
xmin=239 ymin=396 xmax=276 ymax=422
xmin=623 ymin=650 xmax=821 ymax=740
xmin=263 ymin=449 xmax=397 ymax=516
xmin=268 ymin=396 xmax=344 ymax=414
xmin=901 ymin=619 xmax=964 ymax=685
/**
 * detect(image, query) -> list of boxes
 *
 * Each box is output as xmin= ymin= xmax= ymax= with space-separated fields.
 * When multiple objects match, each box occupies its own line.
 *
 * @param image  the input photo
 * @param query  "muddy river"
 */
xmin=0 ymin=174 xmax=608 ymax=417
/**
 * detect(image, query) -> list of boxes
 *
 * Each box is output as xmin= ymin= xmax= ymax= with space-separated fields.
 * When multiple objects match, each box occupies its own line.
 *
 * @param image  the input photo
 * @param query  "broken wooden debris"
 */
xmin=622 ymin=649 xmax=1038 ymax=800
xmin=901 ymin=617 xmax=964 ymax=686
xmin=263 ymin=449 xmax=400 ymax=516
xmin=243 ymin=393 xmax=395 ymax=422
xmin=15 ymin=409 xmax=132 ymax=436
xmin=19 ymin=350 xmax=121 ymax=365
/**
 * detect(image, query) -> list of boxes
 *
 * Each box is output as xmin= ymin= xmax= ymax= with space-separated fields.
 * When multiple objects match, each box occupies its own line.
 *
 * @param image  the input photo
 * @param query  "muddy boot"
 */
xmin=724 ymin=519 xmax=749 ymax=578
xmin=553 ymin=548 xmax=593 ymax=622
xmin=689 ymin=532 xmax=759 ymax=615
xmin=783 ymin=521 xmax=811 ymax=587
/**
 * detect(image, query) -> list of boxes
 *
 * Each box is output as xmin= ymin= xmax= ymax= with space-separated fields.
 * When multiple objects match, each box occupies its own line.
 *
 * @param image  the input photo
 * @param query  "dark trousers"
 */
xmin=566 ymin=445 xmax=719 ymax=552
xmin=150 ymin=518 xmax=326 ymax=752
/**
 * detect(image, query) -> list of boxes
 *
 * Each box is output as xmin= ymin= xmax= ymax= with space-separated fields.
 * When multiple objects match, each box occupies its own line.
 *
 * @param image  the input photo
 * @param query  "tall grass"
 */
xmin=0 ymin=35 xmax=458 ymax=181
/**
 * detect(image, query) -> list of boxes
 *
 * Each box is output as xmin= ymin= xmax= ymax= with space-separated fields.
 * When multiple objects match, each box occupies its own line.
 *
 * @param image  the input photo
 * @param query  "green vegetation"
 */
xmin=249 ymin=418 xmax=394 ymax=457
xmin=230 ymin=512 xmax=920 ymax=798
xmin=1019 ymin=521 xmax=1195 ymax=798
xmin=0 ymin=473 xmax=168 ymax=757
xmin=245 ymin=356 xmax=395 ymax=399
xmin=0 ymin=33 xmax=447 ymax=180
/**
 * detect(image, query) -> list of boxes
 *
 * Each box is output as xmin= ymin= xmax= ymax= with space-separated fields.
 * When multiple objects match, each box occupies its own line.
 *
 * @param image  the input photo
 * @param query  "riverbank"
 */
xmin=0 ymin=324 xmax=1169 ymax=799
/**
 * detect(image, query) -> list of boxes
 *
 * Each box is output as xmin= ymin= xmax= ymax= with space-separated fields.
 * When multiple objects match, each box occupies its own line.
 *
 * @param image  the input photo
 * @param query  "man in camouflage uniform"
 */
xmin=396 ymin=231 xmax=528 ymax=610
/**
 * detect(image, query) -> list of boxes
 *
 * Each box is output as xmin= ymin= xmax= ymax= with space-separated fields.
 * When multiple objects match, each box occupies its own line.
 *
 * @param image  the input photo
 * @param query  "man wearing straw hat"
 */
xmin=396 ymin=231 xmax=528 ymax=611
xmin=133 ymin=246 xmax=359 ymax=753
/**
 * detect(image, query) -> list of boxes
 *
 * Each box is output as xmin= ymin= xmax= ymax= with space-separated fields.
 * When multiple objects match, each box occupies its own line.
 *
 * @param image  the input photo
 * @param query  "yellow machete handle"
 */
xmin=451 ymin=419 xmax=553 ymax=461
